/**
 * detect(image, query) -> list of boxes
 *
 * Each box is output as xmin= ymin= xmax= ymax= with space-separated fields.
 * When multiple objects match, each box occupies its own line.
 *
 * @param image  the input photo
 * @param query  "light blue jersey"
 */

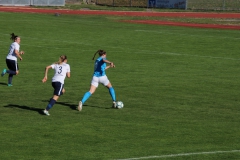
xmin=93 ymin=57 xmax=106 ymax=77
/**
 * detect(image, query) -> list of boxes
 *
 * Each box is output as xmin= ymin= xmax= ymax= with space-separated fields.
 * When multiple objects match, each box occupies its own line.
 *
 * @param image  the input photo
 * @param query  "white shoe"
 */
xmin=43 ymin=109 xmax=50 ymax=116
xmin=77 ymin=101 xmax=82 ymax=111
xmin=112 ymin=101 xmax=116 ymax=108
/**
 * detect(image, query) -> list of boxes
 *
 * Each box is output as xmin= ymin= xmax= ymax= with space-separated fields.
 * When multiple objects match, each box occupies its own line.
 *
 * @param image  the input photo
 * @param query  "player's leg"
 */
xmin=43 ymin=82 xmax=63 ymax=116
xmin=82 ymin=85 xmax=96 ymax=100
xmin=101 ymin=76 xmax=116 ymax=108
xmin=106 ymin=82 xmax=117 ymax=108
xmin=77 ymin=76 xmax=98 ymax=111
xmin=5 ymin=60 xmax=18 ymax=86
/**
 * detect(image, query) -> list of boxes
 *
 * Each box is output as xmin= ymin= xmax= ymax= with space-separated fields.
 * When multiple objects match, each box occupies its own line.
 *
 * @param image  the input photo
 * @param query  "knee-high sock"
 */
xmin=109 ymin=87 xmax=116 ymax=101
xmin=8 ymin=74 xmax=13 ymax=84
xmin=81 ymin=91 xmax=92 ymax=104
xmin=46 ymin=98 xmax=56 ymax=111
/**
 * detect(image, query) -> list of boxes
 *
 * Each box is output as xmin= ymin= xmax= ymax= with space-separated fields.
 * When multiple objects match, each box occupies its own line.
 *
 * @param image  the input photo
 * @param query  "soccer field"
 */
xmin=0 ymin=12 xmax=240 ymax=159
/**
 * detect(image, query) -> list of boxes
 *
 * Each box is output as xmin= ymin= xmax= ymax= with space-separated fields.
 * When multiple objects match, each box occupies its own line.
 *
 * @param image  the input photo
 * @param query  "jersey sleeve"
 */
xmin=67 ymin=64 xmax=70 ymax=72
xmin=14 ymin=42 xmax=20 ymax=51
xmin=51 ymin=64 xmax=56 ymax=69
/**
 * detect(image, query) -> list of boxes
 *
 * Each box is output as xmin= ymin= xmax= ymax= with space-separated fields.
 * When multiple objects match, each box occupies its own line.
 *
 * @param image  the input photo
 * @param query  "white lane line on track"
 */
xmin=115 ymin=150 xmax=240 ymax=160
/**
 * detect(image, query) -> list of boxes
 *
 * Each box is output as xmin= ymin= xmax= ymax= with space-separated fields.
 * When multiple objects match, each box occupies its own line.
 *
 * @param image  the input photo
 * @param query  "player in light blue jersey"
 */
xmin=42 ymin=55 xmax=70 ymax=116
xmin=1 ymin=33 xmax=24 ymax=86
xmin=77 ymin=50 xmax=116 ymax=111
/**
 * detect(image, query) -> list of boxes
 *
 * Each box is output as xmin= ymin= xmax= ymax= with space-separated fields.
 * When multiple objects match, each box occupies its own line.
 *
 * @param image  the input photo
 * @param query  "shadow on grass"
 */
xmin=41 ymin=100 xmax=77 ymax=110
xmin=0 ymin=82 xmax=7 ymax=86
xmin=84 ymin=104 xmax=112 ymax=109
xmin=41 ymin=100 xmax=111 ymax=109
xmin=4 ymin=104 xmax=44 ymax=115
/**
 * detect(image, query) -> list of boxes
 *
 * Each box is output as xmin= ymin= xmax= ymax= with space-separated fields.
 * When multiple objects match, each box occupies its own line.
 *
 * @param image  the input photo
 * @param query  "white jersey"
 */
xmin=6 ymin=42 xmax=20 ymax=61
xmin=51 ymin=63 xmax=70 ymax=84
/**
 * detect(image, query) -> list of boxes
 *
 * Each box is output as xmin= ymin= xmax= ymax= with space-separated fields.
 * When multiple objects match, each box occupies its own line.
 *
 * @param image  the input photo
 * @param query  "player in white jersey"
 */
xmin=1 ymin=33 xmax=24 ymax=86
xmin=42 ymin=55 xmax=70 ymax=116
xmin=77 ymin=50 xmax=116 ymax=111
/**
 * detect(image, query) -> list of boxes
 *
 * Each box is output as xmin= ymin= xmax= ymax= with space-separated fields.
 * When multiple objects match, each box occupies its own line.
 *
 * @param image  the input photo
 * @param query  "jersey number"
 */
xmin=58 ymin=66 xmax=62 ymax=74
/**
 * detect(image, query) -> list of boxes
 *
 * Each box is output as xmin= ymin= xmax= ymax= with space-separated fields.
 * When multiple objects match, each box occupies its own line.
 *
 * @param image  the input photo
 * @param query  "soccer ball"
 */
xmin=116 ymin=101 xmax=124 ymax=109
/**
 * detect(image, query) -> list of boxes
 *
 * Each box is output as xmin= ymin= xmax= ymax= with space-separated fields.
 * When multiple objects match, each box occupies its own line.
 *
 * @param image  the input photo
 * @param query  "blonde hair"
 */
xmin=55 ymin=55 xmax=67 ymax=64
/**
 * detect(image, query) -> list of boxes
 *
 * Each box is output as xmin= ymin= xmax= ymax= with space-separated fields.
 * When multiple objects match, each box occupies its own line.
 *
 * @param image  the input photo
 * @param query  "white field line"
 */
xmin=0 ymin=39 xmax=239 ymax=61
xmin=135 ymin=30 xmax=240 ymax=40
xmin=0 ymin=33 xmax=239 ymax=61
xmin=155 ymin=52 xmax=240 ymax=61
xmin=115 ymin=150 xmax=240 ymax=160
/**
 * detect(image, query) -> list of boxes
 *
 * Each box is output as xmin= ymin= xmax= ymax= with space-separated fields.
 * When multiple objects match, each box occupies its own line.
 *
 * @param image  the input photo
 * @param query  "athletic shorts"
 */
xmin=91 ymin=75 xmax=110 ymax=87
xmin=52 ymin=82 xmax=64 ymax=96
xmin=6 ymin=59 xmax=18 ymax=71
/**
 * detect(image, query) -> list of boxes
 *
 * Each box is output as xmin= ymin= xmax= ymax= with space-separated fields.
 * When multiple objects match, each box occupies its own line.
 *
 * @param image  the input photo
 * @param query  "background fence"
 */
xmin=0 ymin=0 xmax=65 ymax=6
xmin=92 ymin=0 xmax=147 ymax=7
xmin=187 ymin=0 xmax=240 ymax=11
xmin=91 ymin=0 xmax=240 ymax=10
xmin=1 ymin=0 xmax=240 ymax=10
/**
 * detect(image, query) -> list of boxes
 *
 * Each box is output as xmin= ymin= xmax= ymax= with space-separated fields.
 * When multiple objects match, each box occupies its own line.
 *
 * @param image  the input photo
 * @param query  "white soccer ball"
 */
xmin=116 ymin=101 xmax=124 ymax=109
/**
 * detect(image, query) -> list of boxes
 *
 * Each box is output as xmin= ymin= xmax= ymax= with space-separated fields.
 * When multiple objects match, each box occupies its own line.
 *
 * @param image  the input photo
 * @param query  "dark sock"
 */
xmin=8 ymin=74 xmax=13 ymax=84
xmin=46 ymin=98 xmax=56 ymax=111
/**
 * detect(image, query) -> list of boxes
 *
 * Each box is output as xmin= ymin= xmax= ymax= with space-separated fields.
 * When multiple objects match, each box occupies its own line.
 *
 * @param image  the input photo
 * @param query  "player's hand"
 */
xmin=42 ymin=77 xmax=47 ymax=83
xmin=20 ymin=57 xmax=23 ymax=61
xmin=110 ymin=62 xmax=115 ymax=68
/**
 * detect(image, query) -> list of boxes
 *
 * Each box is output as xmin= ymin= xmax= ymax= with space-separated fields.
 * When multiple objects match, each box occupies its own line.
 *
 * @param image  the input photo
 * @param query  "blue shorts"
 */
xmin=52 ymin=82 xmax=64 ymax=96
xmin=6 ymin=59 xmax=19 ymax=71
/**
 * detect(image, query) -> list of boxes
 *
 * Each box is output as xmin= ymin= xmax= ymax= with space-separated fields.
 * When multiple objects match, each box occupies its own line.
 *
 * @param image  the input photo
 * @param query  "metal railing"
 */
xmin=0 ymin=0 xmax=65 ymax=6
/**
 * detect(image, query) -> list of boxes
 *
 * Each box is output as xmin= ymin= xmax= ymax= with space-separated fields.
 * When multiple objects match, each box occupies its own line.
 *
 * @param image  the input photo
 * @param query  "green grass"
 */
xmin=0 ymin=11 xmax=240 ymax=160
xmin=34 ymin=4 xmax=240 ymax=25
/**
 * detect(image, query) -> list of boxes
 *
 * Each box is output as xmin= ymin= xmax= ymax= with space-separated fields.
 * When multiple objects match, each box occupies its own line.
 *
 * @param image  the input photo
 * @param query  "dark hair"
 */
xmin=10 ymin=33 xmax=19 ymax=41
xmin=92 ymin=50 xmax=106 ymax=60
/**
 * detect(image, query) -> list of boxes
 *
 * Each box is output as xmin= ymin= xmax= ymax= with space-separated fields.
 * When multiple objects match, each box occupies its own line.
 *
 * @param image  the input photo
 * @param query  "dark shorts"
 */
xmin=6 ymin=59 xmax=19 ymax=71
xmin=52 ymin=82 xmax=64 ymax=96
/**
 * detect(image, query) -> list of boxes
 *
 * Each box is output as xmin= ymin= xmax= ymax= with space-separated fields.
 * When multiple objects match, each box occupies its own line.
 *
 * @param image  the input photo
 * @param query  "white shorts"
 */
xmin=91 ymin=75 xmax=110 ymax=87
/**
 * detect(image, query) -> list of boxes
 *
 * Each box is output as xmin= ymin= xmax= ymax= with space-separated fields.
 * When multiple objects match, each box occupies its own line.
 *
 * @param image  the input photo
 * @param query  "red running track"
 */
xmin=0 ymin=6 xmax=240 ymax=30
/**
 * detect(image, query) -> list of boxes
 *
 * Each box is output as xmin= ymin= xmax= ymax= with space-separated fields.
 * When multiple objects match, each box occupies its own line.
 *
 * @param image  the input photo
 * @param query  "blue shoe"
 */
xmin=1 ymin=69 xmax=6 ymax=77
xmin=8 ymin=84 xmax=13 ymax=87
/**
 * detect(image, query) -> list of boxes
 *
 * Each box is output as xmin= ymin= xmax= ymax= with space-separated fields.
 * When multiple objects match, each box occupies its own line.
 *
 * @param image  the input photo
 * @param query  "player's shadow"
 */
xmin=41 ymin=100 xmax=77 ymax=110
xmin=83 ymin=104 xmax=112 ymax=109
xmin=4 ymin=104 xmax=44 ymax=115
xmin=0 ymin=82 xmax=7 ymax=86
xmin=42 ymin=100 xmax=110 ymax=109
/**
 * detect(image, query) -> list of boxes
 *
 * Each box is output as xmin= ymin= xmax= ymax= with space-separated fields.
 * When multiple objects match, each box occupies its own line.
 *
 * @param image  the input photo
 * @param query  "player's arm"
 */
xmin=103 ymin=59 xmax=115 ymax=68
xmin=66 ymin=72 xmax=70 ymax=78
xmin=105 ymin=66 xmax=111 ymax=70
xmin=66 ymin=66 xmax=70 ymax=78
xmin=14 ymin=49 xmax=23 ymax=61
xmin=42 ymin=65 xmax=52 ymax=83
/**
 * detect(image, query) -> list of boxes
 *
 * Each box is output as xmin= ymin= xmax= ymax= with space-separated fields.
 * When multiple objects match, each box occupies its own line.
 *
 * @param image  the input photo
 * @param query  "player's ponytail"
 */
xmin=92 ymin=50 xmax=99 ymax=60
xmin=92 ymin=49 xmax=106 ymax=60
xmin=10 ymin=33 xmax=19 ymax=41
xmin=92 ymin=50 xmax=106 ymax=60
xmin=56 ymin=55 xmax=67 ymax=64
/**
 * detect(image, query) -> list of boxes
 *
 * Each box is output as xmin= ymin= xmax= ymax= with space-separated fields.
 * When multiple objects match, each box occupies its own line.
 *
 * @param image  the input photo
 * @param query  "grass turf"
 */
xmin=0 ymin=12 xmax=240 ymax=159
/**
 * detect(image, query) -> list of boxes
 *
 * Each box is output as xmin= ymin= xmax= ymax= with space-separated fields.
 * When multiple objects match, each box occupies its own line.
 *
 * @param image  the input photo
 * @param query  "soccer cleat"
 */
xmin=112 ymin=101 xmax=116 ymax=108
xmin=7 ymin=84 xmax=13 ymax=87
xmin=1 ymin=69 xmax=6 ymax=77
xmin=43 ymin=109 xmax=50 ymax=116
xmin=77 ymin=101 xmax=82 ymax=111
